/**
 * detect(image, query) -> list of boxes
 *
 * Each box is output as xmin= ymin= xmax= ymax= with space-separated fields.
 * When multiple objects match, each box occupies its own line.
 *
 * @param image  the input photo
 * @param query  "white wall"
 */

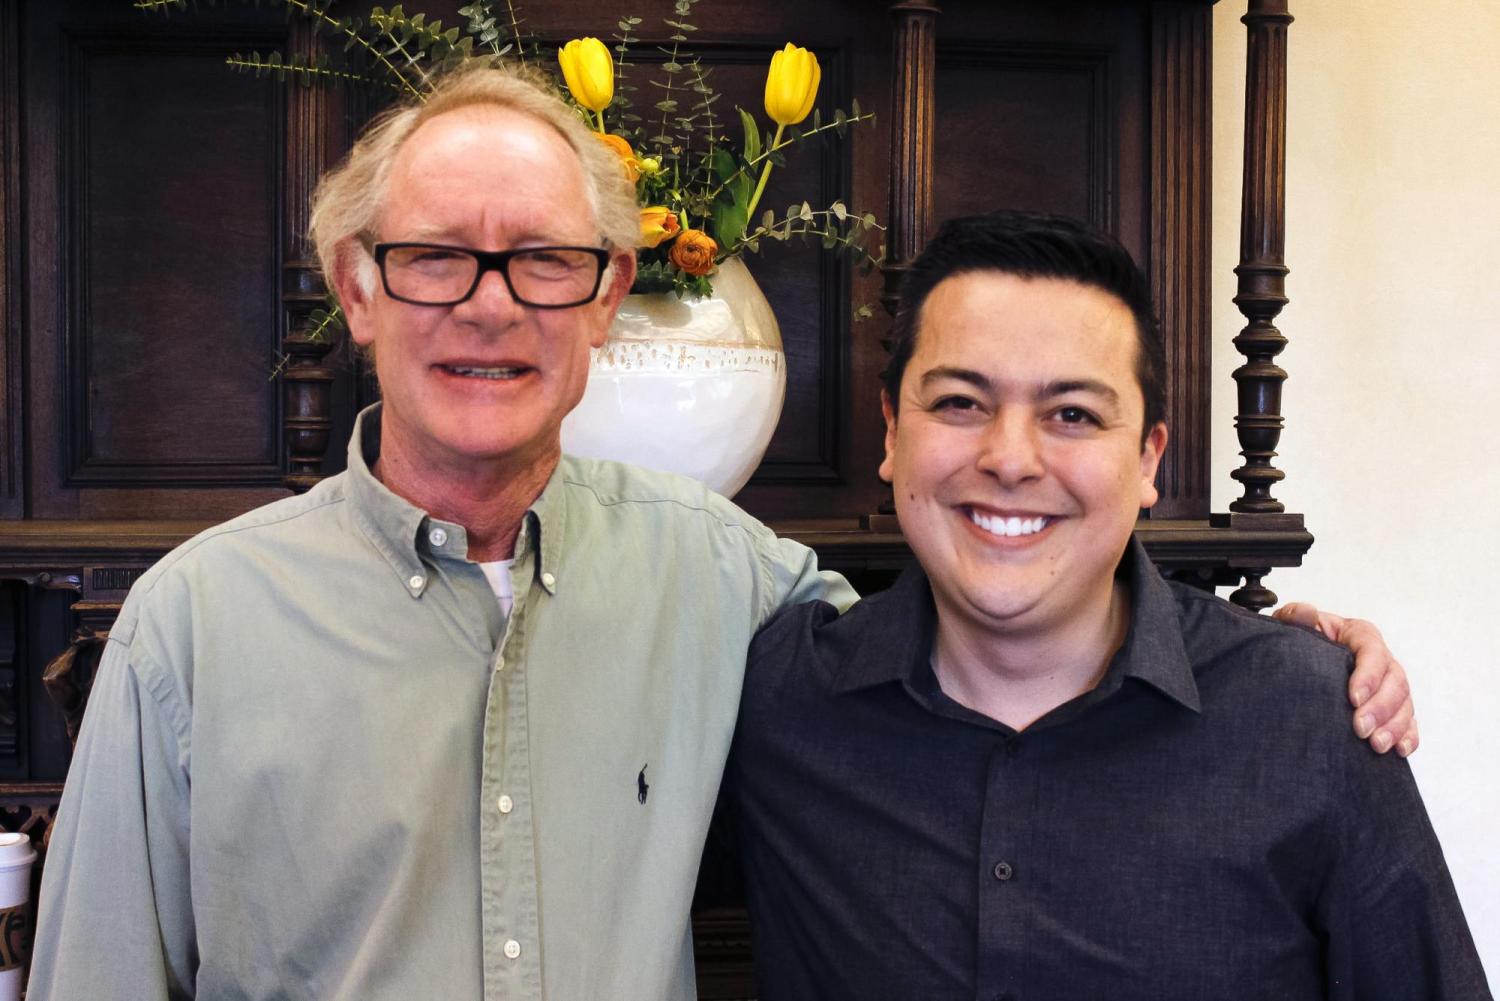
xmin=1212 ymin=1 xmax=1500 ymax=976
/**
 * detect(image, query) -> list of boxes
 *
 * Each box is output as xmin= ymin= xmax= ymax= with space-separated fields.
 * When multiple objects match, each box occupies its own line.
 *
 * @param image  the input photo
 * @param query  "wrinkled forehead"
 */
xmin=379 ymin=105 xmax=595 ymax=239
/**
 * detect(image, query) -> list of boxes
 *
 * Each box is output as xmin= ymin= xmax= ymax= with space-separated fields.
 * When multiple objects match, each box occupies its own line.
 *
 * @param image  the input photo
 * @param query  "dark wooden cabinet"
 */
xmin=0 ymin=0 xmax=1313 ymax=993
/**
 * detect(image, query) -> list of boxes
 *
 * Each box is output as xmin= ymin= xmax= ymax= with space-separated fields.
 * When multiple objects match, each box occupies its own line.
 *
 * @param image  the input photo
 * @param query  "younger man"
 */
xmin=729 ymin=211 xmax=1489 ymax=1000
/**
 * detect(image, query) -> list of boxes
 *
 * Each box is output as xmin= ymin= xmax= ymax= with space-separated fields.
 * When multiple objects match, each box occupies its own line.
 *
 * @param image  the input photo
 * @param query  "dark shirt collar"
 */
xmin=344 ymin=403 xmax=565 ymax=598
xmin=832 ymin=536 xmax=1201 ymax=715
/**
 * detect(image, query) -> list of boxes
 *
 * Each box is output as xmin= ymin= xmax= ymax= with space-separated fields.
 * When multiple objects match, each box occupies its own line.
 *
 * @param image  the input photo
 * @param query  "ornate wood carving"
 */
xmin=1149 ymin=2 xmax=1213 ymax=519
xmin=41 ymin=631 xmax=107 ymax=749
xmin=0 ymin=786 xmax=63 ymax=856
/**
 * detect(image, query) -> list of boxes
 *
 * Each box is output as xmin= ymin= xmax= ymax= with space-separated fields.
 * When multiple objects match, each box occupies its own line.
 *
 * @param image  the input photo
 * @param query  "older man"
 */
xmin=29 ymin=67 xmax=1412 ymax=1001
xmin=730 ymin=211 xmax=1488 ymax=1000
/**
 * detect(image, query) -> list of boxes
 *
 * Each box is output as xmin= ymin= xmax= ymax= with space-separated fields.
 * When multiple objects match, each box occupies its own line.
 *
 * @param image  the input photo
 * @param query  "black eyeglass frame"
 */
xmin=370 ymin=242 xmax=612 ymax=309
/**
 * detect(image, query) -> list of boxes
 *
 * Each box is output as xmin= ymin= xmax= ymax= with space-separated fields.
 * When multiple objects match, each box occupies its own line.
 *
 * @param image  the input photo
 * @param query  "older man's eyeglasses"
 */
xmin=371 ymin=242 xmax=611 ymax=308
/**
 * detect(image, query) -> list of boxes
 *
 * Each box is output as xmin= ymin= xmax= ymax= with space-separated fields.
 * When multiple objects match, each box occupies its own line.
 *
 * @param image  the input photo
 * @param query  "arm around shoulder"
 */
xmin=27 ymin=633 xmax=196 ymax=1000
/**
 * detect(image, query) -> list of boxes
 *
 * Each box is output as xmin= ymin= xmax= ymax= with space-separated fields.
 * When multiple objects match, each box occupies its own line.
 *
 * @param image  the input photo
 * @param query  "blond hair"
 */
xmin=308 ymin=61 xmax=639 ymax=301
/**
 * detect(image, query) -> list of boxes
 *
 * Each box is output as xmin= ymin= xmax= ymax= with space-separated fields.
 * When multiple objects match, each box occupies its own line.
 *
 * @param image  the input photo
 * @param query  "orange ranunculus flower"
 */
xmin=669 ymin=229 xmax=718 ymax=276
xmin=639 ymin=206 xmax=681 ymax=249
xmin=595 ymin=132 xmax=641 ymax=183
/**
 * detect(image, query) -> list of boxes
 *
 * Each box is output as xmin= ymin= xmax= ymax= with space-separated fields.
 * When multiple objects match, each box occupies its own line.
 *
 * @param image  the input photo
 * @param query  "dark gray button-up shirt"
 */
xmin=730 ymin=539 xmax=1490 ymax=1000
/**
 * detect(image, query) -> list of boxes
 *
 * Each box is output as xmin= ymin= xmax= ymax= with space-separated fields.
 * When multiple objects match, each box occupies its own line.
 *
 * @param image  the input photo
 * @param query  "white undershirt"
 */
xmin=478 ymin=559 xmax=516 ymax=617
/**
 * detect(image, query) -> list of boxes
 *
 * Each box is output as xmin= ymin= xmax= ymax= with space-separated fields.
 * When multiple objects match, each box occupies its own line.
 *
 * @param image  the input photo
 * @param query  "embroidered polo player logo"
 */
xmin=637 ymin=764 xmax=649 ymax=804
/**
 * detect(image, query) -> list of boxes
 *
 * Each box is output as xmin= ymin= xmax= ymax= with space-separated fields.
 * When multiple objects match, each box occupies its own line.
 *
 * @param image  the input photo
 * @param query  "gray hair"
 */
xmin=308 ymin=60 xmax=640 ymax=301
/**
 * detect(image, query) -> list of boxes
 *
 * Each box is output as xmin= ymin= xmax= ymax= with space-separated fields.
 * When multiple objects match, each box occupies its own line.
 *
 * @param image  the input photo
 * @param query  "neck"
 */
xmin=931 ymin=578 xmax=1131 ymax=731
xmin=371 ymin=427 xmax=558 ymax=563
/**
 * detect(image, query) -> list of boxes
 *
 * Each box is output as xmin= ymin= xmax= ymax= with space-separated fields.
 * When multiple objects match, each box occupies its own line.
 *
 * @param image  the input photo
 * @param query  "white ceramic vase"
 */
xmin=560 ymin=257 xmax=787 ymax=497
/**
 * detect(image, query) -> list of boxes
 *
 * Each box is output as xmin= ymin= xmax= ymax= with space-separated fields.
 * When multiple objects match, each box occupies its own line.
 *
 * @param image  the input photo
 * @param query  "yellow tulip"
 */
xmin=558 ymin=38 xmax=614 ymax=129
xmin=764 ymin=43 xmax=820 ymax=127
xmin=639 ymin=206 xmax=681 ymax=249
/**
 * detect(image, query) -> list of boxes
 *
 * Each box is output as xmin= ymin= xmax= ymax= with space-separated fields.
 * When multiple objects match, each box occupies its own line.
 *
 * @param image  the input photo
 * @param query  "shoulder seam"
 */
xmin=130 ymin=493 xmax=348 ymax=603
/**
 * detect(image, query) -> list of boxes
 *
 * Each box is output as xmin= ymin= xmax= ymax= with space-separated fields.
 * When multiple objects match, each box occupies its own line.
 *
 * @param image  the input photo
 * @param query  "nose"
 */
xmin=974 ymin=409 xmax=1045 ymax=487
xmin=453 ymin=266 xmax=525 ymax=328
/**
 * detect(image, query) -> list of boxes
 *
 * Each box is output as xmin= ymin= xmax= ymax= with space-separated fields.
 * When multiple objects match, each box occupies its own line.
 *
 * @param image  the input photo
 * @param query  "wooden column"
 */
xmin=880 ymin=0 xmax=940 ymax=315
xmin=280 ymin=18 xmax=336 ymax=493
xmin=1226 ymin=0 xmax=1298 ymax=611
xmin=1230 ymin=0 xmax=1292 ymax=515
xmin=868 ymin=1 xmax=940 ymax=530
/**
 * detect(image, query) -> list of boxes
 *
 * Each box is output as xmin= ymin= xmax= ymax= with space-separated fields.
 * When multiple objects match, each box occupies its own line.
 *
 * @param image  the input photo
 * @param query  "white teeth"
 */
xmin=446 ymin=365 xmax=523 ymax=380
xmin=969 ymin=510 xmax=1049 ymax=538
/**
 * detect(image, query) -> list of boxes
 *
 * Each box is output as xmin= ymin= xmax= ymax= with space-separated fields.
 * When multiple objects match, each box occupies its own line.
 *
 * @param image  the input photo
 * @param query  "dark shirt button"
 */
xmin=1006 ymin=739 xmax=1022 ymax=757
xmin=993 ymin=861 xmax=1014 ymax=881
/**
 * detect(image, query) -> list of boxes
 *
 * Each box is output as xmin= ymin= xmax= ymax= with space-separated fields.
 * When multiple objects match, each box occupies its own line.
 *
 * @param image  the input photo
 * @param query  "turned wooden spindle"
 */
xmin=280 ymin=18 xmax=338 ymax=493
xmin=1230 ymin=0 xmax=1293 ymax=515
xmin=1221 ymin=0 xmax=1300 ymax=613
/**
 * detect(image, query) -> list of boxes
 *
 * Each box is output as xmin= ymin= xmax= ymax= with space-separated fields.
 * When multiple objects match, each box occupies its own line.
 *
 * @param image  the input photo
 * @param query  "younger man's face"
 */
xmin=879 ymin=271 xmax=1168 ymax=640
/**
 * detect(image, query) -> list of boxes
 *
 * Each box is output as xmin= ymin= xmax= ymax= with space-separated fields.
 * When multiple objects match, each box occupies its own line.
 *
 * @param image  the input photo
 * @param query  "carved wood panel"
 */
xmin=20 ymin=1 xmax=297 ymax=520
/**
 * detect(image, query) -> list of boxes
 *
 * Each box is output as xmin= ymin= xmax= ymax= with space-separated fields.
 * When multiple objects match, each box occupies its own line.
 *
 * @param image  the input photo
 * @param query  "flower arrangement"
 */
xmin=138 ymin=0 xmax=884 ymax=310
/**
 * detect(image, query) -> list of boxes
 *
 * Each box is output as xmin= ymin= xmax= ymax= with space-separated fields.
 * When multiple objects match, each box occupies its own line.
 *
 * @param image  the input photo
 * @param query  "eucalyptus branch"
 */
xmin=226 ymin=53 xmax=395 ymax=91
xmin=700 ymin=108 xmax=875 ymax=206
xmin=281 ymin=0 xmax=427 ymax=100
xmin=732 ymin=203 xmax=886 ymax=264
xmin=502 ymin=0 xmax=529 ymax=62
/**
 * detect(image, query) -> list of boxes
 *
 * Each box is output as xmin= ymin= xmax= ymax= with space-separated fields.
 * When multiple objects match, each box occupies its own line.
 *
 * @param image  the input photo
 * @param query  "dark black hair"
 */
xmin=882 ymin=209 xmax=1167 ymax=438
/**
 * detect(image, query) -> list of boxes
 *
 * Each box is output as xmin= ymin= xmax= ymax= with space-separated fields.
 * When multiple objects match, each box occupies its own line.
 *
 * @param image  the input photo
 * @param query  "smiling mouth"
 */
xmin=968 ymin=509 xmax=1052 ymax=538
xmin=438 ymin=364 xmax=530 ymax=380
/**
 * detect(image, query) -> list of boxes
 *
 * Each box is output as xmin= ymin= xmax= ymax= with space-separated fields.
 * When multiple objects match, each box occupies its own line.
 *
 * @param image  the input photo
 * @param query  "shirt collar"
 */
xmin=831 ymin=535 xmax=1201 ymax=715
xmin=344 ymin=403 xmax=565 ymax=599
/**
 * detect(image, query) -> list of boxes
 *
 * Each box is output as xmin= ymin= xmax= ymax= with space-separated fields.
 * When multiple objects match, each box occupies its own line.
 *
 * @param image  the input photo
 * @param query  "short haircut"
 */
xmin=882 ymin=210 xmax=1167 ymax=437
xmin=308 ymin=60 xmax=640 ymax=303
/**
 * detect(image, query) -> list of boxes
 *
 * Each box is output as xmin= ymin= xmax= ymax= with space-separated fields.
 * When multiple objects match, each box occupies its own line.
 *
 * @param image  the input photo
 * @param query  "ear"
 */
xmin=590 ymin=250 xmax=637 ymax=349
xmin=877 ymin=389 xmax=899 ymax=484
xmin=1137 ymin=421 xmax=1169 ymax=510
xmin=329 ymin=240 xmax=379 ymax=348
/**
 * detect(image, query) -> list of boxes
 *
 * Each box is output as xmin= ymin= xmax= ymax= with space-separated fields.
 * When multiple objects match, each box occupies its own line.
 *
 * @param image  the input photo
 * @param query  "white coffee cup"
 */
xmin=0 ymin=833 xmax=36 ymax=1001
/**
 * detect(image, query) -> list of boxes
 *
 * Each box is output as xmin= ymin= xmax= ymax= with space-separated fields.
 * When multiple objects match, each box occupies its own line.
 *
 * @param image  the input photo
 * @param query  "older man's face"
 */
xmin=879 ymin=271 xmax=1167 ymax=640
xmin=341 ymin=105 xmax=629 ymax=478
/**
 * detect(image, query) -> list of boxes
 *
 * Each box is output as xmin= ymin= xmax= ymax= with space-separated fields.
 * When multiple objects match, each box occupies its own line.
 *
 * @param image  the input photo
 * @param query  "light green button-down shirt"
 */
xmin=28 ymin=406 xmax=855 ymax=1001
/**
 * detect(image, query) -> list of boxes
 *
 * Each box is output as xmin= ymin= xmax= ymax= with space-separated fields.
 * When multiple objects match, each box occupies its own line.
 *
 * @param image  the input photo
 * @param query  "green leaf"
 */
xmin=831 ymin=201 xmax=847 ymax=221
xmin=710 ymin=146 xmax=737 ymax=182
xmin=737 ymin=107 xmax=761 ymax=164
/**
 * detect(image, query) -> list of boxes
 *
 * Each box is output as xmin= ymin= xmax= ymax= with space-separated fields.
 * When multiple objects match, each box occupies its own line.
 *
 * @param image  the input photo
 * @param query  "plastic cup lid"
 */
xmin=0 ymin=832 xmax=35 ymax=869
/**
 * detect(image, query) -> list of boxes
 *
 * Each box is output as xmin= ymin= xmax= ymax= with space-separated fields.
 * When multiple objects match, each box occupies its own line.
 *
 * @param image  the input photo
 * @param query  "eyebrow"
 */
xmin=918 ymin=368 xmax=1122 ymax=407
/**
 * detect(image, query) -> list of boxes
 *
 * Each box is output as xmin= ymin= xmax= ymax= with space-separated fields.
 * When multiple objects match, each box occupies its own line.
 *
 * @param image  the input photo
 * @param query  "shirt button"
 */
xmin=498 ymin=795 xmax=513 ymax=814
xmin=1006 ymin=740 xmax=1022 ymax=758
xmin=993 ymin=861 xmax=1014 ymax=881
xmin=428 ymin=527 xmax=448 ymax=547
xmin=503 ymin=939 xmax=521 ymax=960
xmin=408 ymin=574 xmax=425 ymax=590
xmin=540 ymin=571 xmax=556 ymax=588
